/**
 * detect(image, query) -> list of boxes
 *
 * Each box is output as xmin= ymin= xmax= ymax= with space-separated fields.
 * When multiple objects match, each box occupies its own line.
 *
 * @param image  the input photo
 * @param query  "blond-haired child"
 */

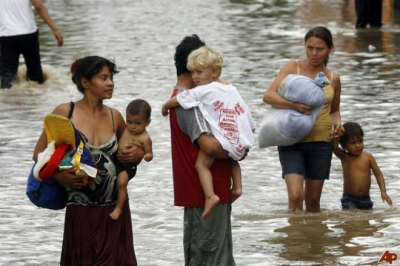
xmin=162 ymin=46 xmax=255 ymax=218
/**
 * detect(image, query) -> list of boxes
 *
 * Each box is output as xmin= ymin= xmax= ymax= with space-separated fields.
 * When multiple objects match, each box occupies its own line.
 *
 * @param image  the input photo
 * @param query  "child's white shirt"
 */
xmin=177 ymin=82 xmax=255 ymax=160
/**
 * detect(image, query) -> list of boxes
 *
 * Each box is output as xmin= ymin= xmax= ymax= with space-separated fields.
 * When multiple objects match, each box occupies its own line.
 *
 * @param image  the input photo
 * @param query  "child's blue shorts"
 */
xmin=341 ymin=193 xmax=373 ymax=210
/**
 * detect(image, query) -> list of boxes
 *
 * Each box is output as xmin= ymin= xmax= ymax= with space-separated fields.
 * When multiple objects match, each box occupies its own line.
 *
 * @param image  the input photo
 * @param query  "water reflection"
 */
xmin=267 ymin=211 xmax=393 ymax=265
xmin=0 ymin=0 xmax=400 ymax=265
xmin=271 ymin=215 xmax=339 ymax=264
xmin=334 ymin=219 xmax=379 ymax=256
xmin=332 ymin=211 xmax=393 ymax=265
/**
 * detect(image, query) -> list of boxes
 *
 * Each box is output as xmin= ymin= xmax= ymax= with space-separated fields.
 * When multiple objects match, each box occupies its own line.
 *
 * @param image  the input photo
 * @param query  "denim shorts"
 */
xmin=278 ymin=141 xmax=332 ymax=180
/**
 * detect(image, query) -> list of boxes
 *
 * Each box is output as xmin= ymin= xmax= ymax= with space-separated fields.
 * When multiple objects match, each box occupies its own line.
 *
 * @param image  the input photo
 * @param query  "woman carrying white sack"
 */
xmin=258 ymin=72 xmax=329 ymax=148
xmin=262 ymin=26 xmax=344 ymax=213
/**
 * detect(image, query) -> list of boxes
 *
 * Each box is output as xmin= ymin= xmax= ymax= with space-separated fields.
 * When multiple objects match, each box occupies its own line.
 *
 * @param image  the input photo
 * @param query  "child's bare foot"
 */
xmin=202 ymin=195 xmax=220 ymax=219
xmin=231 ymin=187 xmax=242 ymax=203
xmin=110 ymin=207 xmax=122 ymax=220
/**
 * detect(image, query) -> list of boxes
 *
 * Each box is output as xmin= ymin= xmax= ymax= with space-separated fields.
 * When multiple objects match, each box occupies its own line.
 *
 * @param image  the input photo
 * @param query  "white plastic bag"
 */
xmin=258 ymin=73 xmax=327 ymax=148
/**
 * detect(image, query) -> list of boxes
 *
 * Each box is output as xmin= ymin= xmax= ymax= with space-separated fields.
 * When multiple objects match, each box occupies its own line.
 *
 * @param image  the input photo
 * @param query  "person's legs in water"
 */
xmin=369 ymin=0 xmax=382 ymax=27
xmin=355 ymin=0 xmax=382 ymax=28
xmin=285 ymin=174 xmax=305 ymax=211
xmin=20 ymin=31 xmax=44 ymax=84
xmin=304 ymin=142 xmax=332 ymax=212
xmin=279 ymin=144 xmax=306 ymax=211
xmin=355 ymin=0 xmax=368 ymax=28
xmin=304 ymin=179 xmax=324 ymax=212
xmin=184 ymin=204 xmax=236 ymax=265
xmin=0 ymin=36 xmax=20 ymax=88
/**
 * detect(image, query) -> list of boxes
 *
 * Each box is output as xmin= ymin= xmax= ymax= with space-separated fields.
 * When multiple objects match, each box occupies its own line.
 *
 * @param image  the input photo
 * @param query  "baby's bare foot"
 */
xmin=202 ymin=195 xmax=220 ymax=219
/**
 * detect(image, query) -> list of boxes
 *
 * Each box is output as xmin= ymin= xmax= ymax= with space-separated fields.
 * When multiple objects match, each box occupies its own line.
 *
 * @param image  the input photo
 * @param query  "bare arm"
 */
xmin=332 ymin=137 xmax=346 ymax=159
xmin=330 ymin=72 xmax=343 ymax=138
xmin=162 ymin=96 xmax=180 ymax=116
xmin=31 ymin=0 xmax=63 ymax=46
xmin=263 ymin=61 xmax=312 ymax=114
xmin=142 ymin=136 xmax=153 ymax=162
xmin=114 ymin=108 xmax=127 ymax=140
xmin=370 ymin=153 xmax=392 ymax=205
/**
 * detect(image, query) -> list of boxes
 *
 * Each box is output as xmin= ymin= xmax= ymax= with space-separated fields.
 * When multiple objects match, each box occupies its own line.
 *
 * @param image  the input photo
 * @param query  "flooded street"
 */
xmin=1 ymin=0 xmax=400 ymax=265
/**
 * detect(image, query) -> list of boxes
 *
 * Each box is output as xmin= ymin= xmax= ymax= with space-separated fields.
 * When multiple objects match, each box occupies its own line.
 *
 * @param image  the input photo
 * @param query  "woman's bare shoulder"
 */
xmin=51 ymin=102 xmax=73 ymax=117
xmin=284 ymin=60 xmax=299 ymax=69
xmin=109 ymin=106 xmax=125 ymax=134
xmin=329 ymin=70 xmax=341 ymax=89
xmin=277 ymin=60 xmax=298 ymax=76
xmin=110 ymin=106 xmax=123 ymax=121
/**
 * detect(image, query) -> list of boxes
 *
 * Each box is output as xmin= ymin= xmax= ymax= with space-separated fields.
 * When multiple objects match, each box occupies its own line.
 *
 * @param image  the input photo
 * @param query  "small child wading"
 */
xmin=333 ymin=122 xmax=392 ymax=210
xmin=110 ymin=99 xmax=153 ymax=220
xmin=162 ymin=46 xmax=255 ymax=218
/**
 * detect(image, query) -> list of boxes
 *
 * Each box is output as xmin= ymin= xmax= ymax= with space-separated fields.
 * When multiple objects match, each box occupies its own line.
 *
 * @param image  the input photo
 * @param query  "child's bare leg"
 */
xmin=110 ymin=171 xmax=129 ymax=220
xmin=231 ymin=160 xmax=242 ymax=203
xmin=196 ymin=149 xmax=220 ymax=219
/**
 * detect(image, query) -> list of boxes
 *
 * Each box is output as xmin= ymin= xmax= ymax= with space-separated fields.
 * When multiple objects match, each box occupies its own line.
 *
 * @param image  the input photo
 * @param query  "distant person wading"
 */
xmin=0 ymin=0 xmax=63 ymax=89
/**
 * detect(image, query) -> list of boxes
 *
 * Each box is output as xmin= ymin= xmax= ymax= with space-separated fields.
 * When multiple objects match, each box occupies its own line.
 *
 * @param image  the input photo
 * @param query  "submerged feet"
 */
xmin=202 ymin=195 xmax=220 ymax=219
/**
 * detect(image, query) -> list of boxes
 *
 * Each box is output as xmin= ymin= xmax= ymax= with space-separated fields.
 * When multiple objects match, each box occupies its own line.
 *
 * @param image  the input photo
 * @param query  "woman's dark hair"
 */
xmin=339 ymin=122 xmax=364 ymax=147
xmin=127 ymin=99 xmax=151 ymax=120
xmin=70 ymin=56 xmax=119 ymax=93
xmin=304 ymin=26 xmax=334 ymax=66
xmin=174 ymin=34 xmax=206 ymax=76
